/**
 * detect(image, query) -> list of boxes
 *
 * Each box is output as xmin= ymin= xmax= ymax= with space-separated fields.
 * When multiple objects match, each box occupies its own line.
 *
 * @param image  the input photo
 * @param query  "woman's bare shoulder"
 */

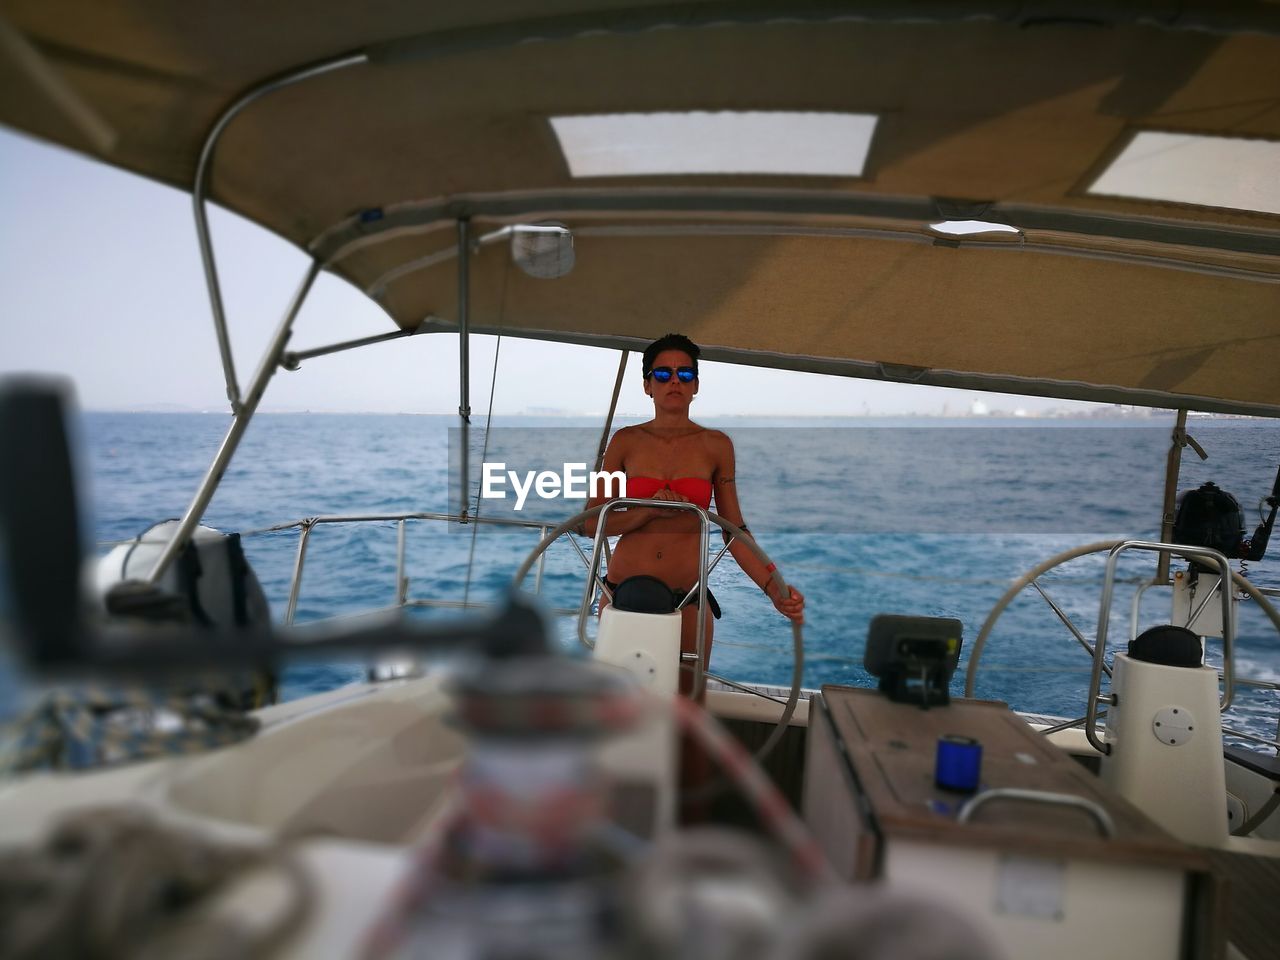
xmin=610 ymin=424 xmax=638 ymax=443
xmin=609 ymin=424 xmax=651 ymax=455
xmin=701 ymin=428 xmax=734 ymax=451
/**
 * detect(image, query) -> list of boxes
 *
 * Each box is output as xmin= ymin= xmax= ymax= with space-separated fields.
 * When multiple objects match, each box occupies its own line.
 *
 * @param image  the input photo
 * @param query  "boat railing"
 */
xmin=94 ymin=510 xmax=728 ymax=630
xmin=254 ymin=519 xmax=1274 ymax=757
xmin=248 ymin=510 xmax=590 ymax=625
xmin=93 ymin=522 xmax=1280 ymax=752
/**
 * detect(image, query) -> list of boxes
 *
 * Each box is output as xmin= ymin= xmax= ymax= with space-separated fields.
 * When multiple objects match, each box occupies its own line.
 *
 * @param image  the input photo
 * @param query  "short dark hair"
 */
xmin=642 ymin=333 xmax=701 ymax=378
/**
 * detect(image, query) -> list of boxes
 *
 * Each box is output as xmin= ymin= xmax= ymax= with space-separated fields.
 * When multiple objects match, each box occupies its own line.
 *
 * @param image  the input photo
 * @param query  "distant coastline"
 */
xmin=85 ymin=407 xmax=1270 ymax=422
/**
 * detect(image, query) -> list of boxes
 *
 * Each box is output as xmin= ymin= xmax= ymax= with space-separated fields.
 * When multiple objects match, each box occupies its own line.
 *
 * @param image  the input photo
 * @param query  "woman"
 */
xmin=585 ymin=333 xmax=805 ymax=700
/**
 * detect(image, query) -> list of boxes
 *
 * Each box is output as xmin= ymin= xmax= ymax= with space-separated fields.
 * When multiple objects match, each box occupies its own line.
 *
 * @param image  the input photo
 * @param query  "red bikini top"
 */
xmin=626 ymin=476 xmax=713 ymax=509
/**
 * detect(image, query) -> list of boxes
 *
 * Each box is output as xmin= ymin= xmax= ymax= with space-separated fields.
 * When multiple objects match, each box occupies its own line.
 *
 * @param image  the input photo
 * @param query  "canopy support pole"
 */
xmin=457 ymin=217 xmax=472 ymax=522
xmin=594 ymin=351 xmax=629 ymax=473
xmin=1157 ymin=409 xmax=1206 ymax=583
xmin=192 ymin=52 xmax=368 ymax=414
xmin=280 ymin=318 xmax=435 ymax=370
xmin=147 ymin=260 xmax=321 ymax=584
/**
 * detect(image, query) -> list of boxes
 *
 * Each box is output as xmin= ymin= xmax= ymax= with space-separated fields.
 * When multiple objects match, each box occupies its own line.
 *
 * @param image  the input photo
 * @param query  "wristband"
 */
xmin=765 ymin=563 xmax=777 ymax=574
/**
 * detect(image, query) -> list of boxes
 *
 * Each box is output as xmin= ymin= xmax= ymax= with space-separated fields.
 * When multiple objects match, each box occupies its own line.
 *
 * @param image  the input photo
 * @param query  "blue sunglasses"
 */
xmin=649 ymin=366 xmax=696 ymax=384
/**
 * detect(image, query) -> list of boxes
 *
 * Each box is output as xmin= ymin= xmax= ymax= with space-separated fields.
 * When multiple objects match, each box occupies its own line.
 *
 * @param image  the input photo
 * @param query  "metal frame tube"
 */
xmin=1037 ymin=712 xmax=1107 ymax=738
xmin=1221 ymin=727 xmax=1280 ymax=751
xmin=533 ymin=525 xmax=548 ymax=595
xmin=285 ymin=519 xmax=316 ymax=625
xmin=1186 ymin=574 xmax=1227 ymax=629
xmin=1157 ymin=409 xmax=1189 ymax=583
xmin=192 ymin=53 xmax=367 ymax=411
xmin=704 ymin=670 xmax=787 ymax=705
xmin=391 ymin=308 xmax=1280 ymax=419
xmin=147 ymin=260 xmax=321 ymax=583
xmin=457 ymin=217 xmax=472 ymax=521
xmin=281 ymin=326 xmax=425 ymax=370
xmin=1030 ymin=578 xmax=1111 ymax=679
xmin=263 ymin=510 xmax=559 ymax=532
xmin=964 ymin=540 xmax=1123 ymax=697
xmin=594 ymin=351 xmax=629 ymax=473
xmin=368 ymin=223 xmax=570 ymax=297
xmin=1087 ymin=540 xmax=1236 ymax=754
xmin=679 ymin=537 xmax=734 ymax=609
xmin=402 ymin=598 xmax=579 ymax=617
xmin=396 ymin=519 xmax=408 ymax=606
xmin=579 ymin=498 xmax=711 ymax=693
xmin=1129 ymin=579 xmax=1166 ymax=641
xmin=563 ymin=528 xmax=597 ymax=569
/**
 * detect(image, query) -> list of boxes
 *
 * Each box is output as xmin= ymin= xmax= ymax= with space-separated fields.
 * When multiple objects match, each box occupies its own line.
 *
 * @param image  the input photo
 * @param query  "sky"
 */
xmin=0 ymin=127 xmax=1105 ymax=419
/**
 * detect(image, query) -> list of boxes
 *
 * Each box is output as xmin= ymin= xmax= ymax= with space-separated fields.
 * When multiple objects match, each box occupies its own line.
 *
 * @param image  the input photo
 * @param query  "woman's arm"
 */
xmin=712 ymin=433 xmax=805 ymax=624
xmin=582 ymin=428 xmax=662 ymax=538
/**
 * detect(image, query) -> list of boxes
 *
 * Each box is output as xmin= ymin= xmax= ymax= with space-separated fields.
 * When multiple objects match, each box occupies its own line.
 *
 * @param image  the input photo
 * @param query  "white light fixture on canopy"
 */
xmin=928 ymin=220 xmax=1022 ymax=236
xmin=550 ymin=111 xmax=878 ymax=178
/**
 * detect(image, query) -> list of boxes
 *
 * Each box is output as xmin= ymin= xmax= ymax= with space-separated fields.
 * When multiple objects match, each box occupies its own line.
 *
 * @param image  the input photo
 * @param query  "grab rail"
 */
xmin=579 ymin=499 xmax=712 ymax=697
xmin=958 ymin=788 xmax=1116 ymax=838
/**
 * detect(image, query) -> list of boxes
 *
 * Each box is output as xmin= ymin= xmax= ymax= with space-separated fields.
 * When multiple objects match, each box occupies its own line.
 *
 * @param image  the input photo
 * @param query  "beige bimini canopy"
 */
xmin=2 ymin=2 xmax=1279 ymax=414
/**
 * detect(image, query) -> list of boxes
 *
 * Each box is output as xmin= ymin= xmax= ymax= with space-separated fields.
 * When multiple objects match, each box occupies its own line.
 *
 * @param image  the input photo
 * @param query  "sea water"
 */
xmin=78 ymin=412 xmax=1280 ymax=744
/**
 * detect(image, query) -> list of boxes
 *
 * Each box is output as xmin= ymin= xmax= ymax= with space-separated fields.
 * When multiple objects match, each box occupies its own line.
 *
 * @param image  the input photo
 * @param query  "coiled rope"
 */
xmin=0 ymin=807 xmax=312 ymax=960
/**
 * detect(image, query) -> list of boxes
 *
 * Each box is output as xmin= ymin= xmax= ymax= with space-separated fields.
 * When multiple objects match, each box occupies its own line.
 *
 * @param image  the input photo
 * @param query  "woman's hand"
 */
xmin=650 ymin=487 xmax=691 ymax=513
xmin=766 ymin=581 xmax=805 ymax=624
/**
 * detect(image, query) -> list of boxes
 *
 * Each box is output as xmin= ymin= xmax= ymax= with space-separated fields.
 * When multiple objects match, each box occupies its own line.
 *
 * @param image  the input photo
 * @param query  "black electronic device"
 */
xmin=1243 ymin=465 xmax=1280 ymax=563
xmin=1173 ymin=468 xmax=1280 ymax=569
xmin=864 ymin=614 xmax=963 ymax=708
xmin=0 ymin=379 xmax=86 ymax=666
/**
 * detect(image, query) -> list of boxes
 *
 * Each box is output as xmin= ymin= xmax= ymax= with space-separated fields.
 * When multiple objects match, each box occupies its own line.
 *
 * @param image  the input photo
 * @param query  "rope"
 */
xmin=0 ymin=680 xmax=259 ymax=773
xmin=0 ymin=807 xmax=312 ymax=960
xmin=462 ymin=334 xmax=502 ymax=608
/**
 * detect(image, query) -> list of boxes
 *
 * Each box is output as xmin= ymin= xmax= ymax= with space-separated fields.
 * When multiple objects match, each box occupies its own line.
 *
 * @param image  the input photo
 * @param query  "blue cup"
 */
xmin=935 ymin=734 xmax=982 ymax=792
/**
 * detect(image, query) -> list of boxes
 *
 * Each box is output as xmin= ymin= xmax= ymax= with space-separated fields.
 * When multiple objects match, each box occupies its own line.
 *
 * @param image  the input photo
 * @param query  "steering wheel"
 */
xmin=510 ymin=500 xmax=803 ymax=761
xmin=963 ymin=539 xmax=1280 ymax=749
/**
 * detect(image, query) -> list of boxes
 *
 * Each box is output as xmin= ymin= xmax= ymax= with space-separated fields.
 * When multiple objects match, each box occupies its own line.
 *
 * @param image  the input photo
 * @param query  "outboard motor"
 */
xmin=96 ymin=520 xmax=270 ymax=630
xmin=1173 ymin=469 xmax=1280 ymax=568
xmin=1172 ymin=482 xmax=1245 ymax=562
xmin=95 ymin=521 xmax=274 ymax=708
xmin=1171 ymin=471 xmax=1278 ymax=633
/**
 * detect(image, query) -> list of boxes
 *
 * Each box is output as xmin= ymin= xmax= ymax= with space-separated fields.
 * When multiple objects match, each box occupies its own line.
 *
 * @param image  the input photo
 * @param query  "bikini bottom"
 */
xmin=603 ymin=575 xmax=721 ymax=620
